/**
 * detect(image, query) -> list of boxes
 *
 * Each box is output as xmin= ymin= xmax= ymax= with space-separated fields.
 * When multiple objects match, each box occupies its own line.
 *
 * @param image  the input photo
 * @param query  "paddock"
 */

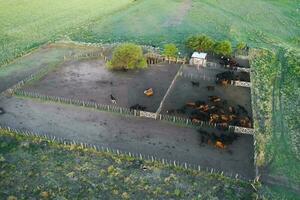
xmin=159 ymin=65 xmax=253 ymax=128
xmin=22 ymin=58 xmax=181 ymax=112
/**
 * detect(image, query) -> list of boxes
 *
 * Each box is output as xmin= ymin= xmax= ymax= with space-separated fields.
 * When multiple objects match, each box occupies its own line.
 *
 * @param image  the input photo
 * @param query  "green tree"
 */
xmin=214 ymin=40 xmax=232 ymax=56
xmin=108 ymin=43 xmax=147 ymax=70
xmin=163 ymin=43 xmax=179 ymax=59
xmin=186 ymin=35 xmax=215 ymax=52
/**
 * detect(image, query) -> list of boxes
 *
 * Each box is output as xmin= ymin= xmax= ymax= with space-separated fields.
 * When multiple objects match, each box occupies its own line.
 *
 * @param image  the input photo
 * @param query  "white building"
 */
xmin=189 ymin=52 xmax=207 ymax=67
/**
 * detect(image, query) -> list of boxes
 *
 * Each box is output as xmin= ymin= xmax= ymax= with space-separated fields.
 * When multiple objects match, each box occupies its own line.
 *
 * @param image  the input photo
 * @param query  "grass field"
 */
xmin=1 ymin=0 xmax=299 ymax=66
xmin=0 ymin=129 xmax=257 ymax=199
xmin=71 ymin=0 xmax=300 ymax=50
xmin=0 ymin=0 xmax=133 ymax=66
xmin=250 ymin=48 xmax=300 ymax=197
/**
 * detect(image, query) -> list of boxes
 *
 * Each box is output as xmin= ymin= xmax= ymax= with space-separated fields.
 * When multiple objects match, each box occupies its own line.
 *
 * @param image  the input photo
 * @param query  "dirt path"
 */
xmin=163 ymin=0 xmax=192 ymax=27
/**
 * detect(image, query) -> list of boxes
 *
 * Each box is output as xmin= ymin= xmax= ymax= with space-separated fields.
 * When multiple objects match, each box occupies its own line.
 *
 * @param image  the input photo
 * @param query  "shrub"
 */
xmin=108 ymin=43 xmax=147 ymax=70
xmin=163 ymin=43 xmax=179 ymax=59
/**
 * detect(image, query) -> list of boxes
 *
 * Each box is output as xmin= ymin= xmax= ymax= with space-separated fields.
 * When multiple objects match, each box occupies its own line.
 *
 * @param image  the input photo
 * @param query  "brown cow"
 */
xmin=186 ymin=102 xmax=196 ymax=108
xmin=209 ymin=96 xmax=221 ymax=103
xmin=197 ymin=104 xmax=209 ymax=112
xmin=215 ymin=141 xmax=226 ymax=149
xmin=220 ymin=115 xmax=230 ymax=122
xmin=209 ymin=114 xmax=219 ymax=124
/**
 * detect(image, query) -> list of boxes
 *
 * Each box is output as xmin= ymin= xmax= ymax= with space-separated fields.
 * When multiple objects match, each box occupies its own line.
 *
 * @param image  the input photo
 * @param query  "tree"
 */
xmin=186 ymin=35 xmax=215 ymax=52
xmin=163 ymin=43 xmax=178 ymax=59
xmin=213 ymin=40 xmax=232 ymax=56
xmin=108 ymin=43 xmax=147 ymax=70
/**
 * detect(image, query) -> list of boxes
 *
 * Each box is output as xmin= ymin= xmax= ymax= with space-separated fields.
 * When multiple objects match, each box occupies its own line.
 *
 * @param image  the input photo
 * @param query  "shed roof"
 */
xmin=191 ymin=52 xmax=207 ymax=59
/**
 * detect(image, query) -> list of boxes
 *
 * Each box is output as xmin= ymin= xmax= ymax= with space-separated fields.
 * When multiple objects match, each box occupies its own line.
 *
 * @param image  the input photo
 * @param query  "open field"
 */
xmin=72 ymin=0 xmax=300 ymax=50
xmin=22 ymin=58 xmax=181 ymax=112
xmin=0 ymin=0 xmax=133 ymax=66
xmin=0 ymin=129 xmax=257 ymax=199
xmin=1 ymin=0 xmax=299 ymax=67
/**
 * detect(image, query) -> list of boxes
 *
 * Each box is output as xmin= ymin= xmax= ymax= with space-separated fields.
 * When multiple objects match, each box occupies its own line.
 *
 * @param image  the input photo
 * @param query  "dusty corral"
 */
xmin=23 ymin=58 xmax=181 ymax=112
xmin=0 ymin=96 xmax=254 ymax=178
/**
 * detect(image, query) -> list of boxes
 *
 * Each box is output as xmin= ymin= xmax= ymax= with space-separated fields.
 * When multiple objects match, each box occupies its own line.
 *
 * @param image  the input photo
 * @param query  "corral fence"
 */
xmin=56 ymin=40 xmax=160 ymax=54
xmin=13 ymin=90 xmax=254 ymax=136
xmin=179 ymin=71 xmax=251 ymax=88
xmin=145 ymin=52 xmax=188 ymax=65
xmin=14 ymin=90 xmax=137 ymax=117
xmin=234 ymin=81 xmax=251 ymax=88
xmin=205 ymin=62 xmax=251 ymax=73
xmin=0 ymin=125 xmax=252 ymax=182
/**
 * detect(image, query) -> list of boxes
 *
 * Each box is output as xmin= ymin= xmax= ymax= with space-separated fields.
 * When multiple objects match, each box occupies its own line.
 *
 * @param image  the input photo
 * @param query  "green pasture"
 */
xmin=0 ymin=129 xmax=256 ymax=199
xmin=0 ymin=0 xmax=133 ymax=66
xmin=1 ymin=0 xmax=299 ymax=66
xmin=72 ymin=0 xmax=300 ymax=50
xmin=250 ymin=48 xmax=300 ymax=197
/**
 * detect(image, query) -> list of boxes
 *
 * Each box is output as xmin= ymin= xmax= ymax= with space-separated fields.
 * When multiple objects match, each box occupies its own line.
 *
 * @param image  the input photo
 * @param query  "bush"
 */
xmin=163 ymin=43 xmax=179 ymax=59
xmin=108 ymin=43 xmax=147 ymax=70
xmin=213 ymin=40 xmax=232 ymax=56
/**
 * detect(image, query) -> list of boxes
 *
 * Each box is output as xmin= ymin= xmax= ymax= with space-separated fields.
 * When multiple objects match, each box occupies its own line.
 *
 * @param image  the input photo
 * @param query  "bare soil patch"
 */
xmin=23 ymin=58 xmax=181 ymax=112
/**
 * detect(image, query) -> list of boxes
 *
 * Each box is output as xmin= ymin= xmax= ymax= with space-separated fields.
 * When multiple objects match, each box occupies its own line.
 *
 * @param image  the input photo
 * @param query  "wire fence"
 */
xmin=14 ymin=90 xmax=137 ymax=117
xmin=0 ymin=125 xmax=252 ymax=182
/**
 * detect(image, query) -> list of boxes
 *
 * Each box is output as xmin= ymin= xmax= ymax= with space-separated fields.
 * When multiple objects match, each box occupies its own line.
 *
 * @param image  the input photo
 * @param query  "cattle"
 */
xmin=186 ymin=102 xmax=197 ymax=108
xmin=191 ymin=81 xmax=200 ymax=87
xmin=239 ymin=116 xmax=252 ymax=128
xmin=191 ymin=118 xmax=201 ymax=124
xmin=215 ymin=141 xmax=226 ymax=149
xmin=110 ymin=94 xmax=117 ymax=104
xmin=216 ymin=123 xmax=229 ymax=131
xmin=209 ymin=114 xmax=219 ymax=124
xmin=220 ymin=115 xmax=230 ymax=122
xmin=130 ymin=104 xmax=146 ymax=111
xmin=209 ymin=96 xmax=221 ymax=103
xmin=197 ymin=104 xmax=209 ymax=112
xmin=228 ymin=106 xmax=236 ymax=114
xmin=206 ymin=86 xmax=215 ymax=91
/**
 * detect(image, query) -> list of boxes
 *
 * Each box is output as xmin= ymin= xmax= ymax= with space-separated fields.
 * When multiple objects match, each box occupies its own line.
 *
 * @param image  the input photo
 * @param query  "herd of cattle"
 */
xmin=181 ymin=95 xmax=252 ymax=130
xmin=198 ymin=129 xmax=239 ymax=150
xmin=216 ymin=71 xmax=250 ymax=86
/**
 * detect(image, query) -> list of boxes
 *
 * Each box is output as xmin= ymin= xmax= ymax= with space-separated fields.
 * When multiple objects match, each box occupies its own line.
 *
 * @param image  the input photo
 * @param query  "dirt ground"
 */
xmin=23 ymin=59 xmax=180 ymax=112
xmin=0 ymin=96 xmax=254 ymax=179
xmin=0 ymin=43 xmax=103 ymax=93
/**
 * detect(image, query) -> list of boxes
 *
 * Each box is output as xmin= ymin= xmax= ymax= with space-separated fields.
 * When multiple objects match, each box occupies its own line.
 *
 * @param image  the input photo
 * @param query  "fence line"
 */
xmin=0 ymin=125 xmax=251 ymax=182
xmin=206 ymin=62 xmax=251 ymax=73
xmin=13 ymin=89 xmax=254 ymax=136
